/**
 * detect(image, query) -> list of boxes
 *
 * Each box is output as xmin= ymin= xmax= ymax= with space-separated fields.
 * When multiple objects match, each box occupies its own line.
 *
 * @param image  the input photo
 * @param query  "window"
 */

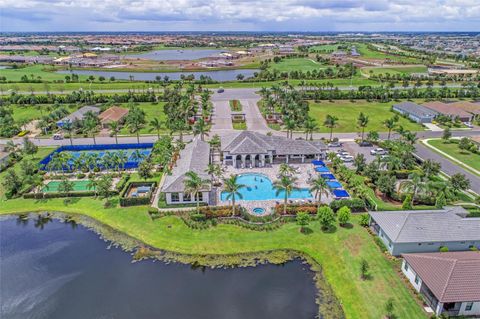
xmin=414 ymin=275 xmax=419 ymax=284
xmin=404 ymin=262 xmax=409 ymax=272
xmin=171 ymin=193 xmax=179 ymax=202
xmin=183 ymin=193 xmax=192 ymax=202
xmin=197 ymin=192 xmax=203 ymax=201
xmin=466 ymin=302 xmax=473 ymax=311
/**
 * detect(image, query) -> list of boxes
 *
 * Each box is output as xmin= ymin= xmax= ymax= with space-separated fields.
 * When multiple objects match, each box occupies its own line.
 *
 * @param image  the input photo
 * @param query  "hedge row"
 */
xmin=24 ymin=191 xmax=98 ymax=199
xmin=274 ymin=204 xmax=318 ymax=215
xmin=119 ymin=181 xmax=157 ymax=207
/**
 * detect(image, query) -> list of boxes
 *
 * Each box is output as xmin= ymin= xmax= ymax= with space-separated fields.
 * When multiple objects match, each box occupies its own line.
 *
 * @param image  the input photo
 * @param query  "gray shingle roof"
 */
xmin=221 ymin=131 xmax=326 ymax=156
xmin=161 ymin=137 xmax=210 ymax=193
xmin=393 ymin=102 xmax=439 ymax=118
xmin=58 ymin=105 xmax=100 ymax=124
xmin=403 ymin=251 xmax=480 ymax=302
xmin=369 ymin=207 xmax=480 ymax=243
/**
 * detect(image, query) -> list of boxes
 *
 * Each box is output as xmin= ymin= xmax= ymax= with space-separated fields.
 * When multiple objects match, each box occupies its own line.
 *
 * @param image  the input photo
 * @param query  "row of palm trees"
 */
xmin=46 ymin=150 xmax=146 ymax=173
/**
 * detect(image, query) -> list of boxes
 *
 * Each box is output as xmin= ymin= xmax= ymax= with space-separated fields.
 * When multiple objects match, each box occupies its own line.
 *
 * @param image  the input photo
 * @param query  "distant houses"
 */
xmin=56 ymin=106 xmax=100 ymax=127
xmin=401 ymin=251 xmax=480 ymax=317
xmin=392 ymin=102 xmax=438 ymax=123
xmin=369 ymin=207 xmax=480 ymax=256
xmin=393 ymin=100 xmax=480 ymax=124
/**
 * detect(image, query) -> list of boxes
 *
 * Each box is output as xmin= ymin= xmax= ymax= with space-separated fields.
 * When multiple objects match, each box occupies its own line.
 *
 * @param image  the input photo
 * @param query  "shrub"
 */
xmin=337 ymin=206 xmax=352 ymax=226
xmin=359 ymin=214 xmax=370 ymax=227
xmin=317 ymin=206 xmax=335 ymax=230
xmin=115 ymin=174 xmax=131 ymax=192
xmin=191 ymin=213 xmax=206 ymax=222
xmin=330 ymin=198 xmax=366 ymax=212
xmin=439 ymin=246 xmax=449 ymax=252
xmin=469 ymin=246 xmax=479 ymax=251
xmin=402 ymin=194 xmax=413 ymax=210
xmin=200 ymin=205 xmax=239 ymax=218
xmin=274 ymin=203 xmax=318 ymax=215
xmin=76 ymin=173 xmax=86 ymax=179
xmin=374 ymin=236 xmax=388 ymax=253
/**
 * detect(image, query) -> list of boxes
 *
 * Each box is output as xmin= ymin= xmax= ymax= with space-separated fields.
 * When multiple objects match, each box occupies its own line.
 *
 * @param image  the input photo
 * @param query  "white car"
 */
xmin=336 ymin=151 xmax=350 ymax=157
xmin=370 ymin=148 xmax=386 ymax=155
xmin=341 ymin=156 xmax=354 ymax=162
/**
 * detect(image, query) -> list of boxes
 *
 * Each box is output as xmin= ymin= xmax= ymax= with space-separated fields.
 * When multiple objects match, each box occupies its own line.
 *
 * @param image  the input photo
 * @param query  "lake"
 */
xmin=127 ymin=49 xmax=226 ymax=61
xmin=0 ymin=216 xmax=318 ymax=319
xmin=56 ymin=69 xmax=259 ymax=82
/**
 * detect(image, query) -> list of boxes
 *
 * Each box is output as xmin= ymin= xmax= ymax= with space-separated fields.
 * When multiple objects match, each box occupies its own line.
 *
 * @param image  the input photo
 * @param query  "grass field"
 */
xmin=355 ymin=43 xmax=422 ymax=63
xmin=425 ymin=139 xmax=480 ymax=175
xmin=11 ymin=104 xmax=46 ymax=123
xmin=0 ymin=196 xmax=426 ymax=319
xmin=270 ymin=58 xmax=327 ymax=72
xmin=308 ymin=100 xmax=424 ymax=133
xmin=309 ymin=44 xmax=341 ymax=52
xmin=362 ymin=66 xmax=428 ymax=76
xmin=118 ymin=102 xmax=167 ymax=135
xmin=0 ymin=65 xmax=86 ymax=82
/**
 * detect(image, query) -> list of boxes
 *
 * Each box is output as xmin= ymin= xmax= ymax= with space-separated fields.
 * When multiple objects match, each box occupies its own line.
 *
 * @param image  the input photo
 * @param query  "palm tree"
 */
xmin=399 ymin=172 xmax=425 ymax=204
xmin=284 ymin=117 xmax=296 ymax=139
xmin=383 ymin=117 xmax=396 ymax=140
xmin=87 ymin=175 xmax=98 ymax=196
xmin=126 ymin=106 xmax=146 ymax=143
xmin=62 ymin=121 xmax=74 ymax=146
xmin=184 ymin=171 xmax=210 ymax=213
xmin=309 ymin=176 xmax=329 ymax=210
xmin=149 ymin=118 xmax=163 ymax=139
xmin=109 ymin=121 xmax=120 ymax=144
xmin=273 ymin=175 xmax=298 ymax=215
xmin=303 ymin=116 xmax=318 ymax=140
xmin=278 ymin=163 xmax=298 ymax=178
xmin=205 ymin=164 xmax=223 ymax=185
xmin=222 ymin=174 xmax=246 ymax=216
xmin=324 ymin=115 xmax=339 ymax=142
xmin=193 ymin=118 xmax=209 ymax=141
xmin=357 ymin=112 xmax=369 ymax=142
xmin=116 ymin=151 xmax=128 ymax=171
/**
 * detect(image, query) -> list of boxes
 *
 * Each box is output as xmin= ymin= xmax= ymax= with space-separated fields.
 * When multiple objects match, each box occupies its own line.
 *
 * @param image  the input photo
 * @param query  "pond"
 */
xmin=56 ymin=69 xmax=259 ymax=82
xmin=127 ymin=49 xmax=227 ymax=61
xmin=0 ymin=216 xmax=319 ymax=319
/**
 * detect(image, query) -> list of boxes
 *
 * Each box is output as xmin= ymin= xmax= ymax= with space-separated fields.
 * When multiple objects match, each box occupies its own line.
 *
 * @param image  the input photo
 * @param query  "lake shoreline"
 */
xmin=1 ymin=211 xmax=345 ymax=319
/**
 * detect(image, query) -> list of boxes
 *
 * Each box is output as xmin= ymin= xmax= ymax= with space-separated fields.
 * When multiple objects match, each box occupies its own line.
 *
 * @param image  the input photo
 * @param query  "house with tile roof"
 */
xmin=369 ymin=207 xmax=480 ymax=256
xmin=392 ymin=102 xmax=439 ymax=123
xmin=220 ymin=131 xmax=327 ymax=168
xmin=401 ymin=251 xmax=480 ymax=316
xmin=98 ymin=106 xmax=129 ymax=128
xmin=160 ymin=137 xmax=212 ymax=205
xmin=423 ymin=101 xmax=473 ymax=122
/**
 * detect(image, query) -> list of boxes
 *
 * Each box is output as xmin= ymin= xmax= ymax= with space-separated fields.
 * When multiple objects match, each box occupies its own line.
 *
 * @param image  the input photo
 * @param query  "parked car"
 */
xmin=328 ymin=142 xmax=343 ymax=147
xmin=370 ymin=148 xmax=386 ymax=155
xmin=217 ymin=87 xmax=224 ymax=93
xmin=336 ymin=151 xmax=350 ymax=157
xmin=465 ymin=122 xmax=474 ymax=128
xmin=358 ymin=141 xmax=373 ymax=147
xmin=341 ymin=156 xmax=354 ymax=162
xmin=53 ymin=133 xmax=64 ymax=140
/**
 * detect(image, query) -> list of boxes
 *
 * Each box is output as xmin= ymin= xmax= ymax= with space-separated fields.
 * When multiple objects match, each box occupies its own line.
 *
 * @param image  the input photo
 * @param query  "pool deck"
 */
xmin=218 ymin=163 xmax=334 ymax=214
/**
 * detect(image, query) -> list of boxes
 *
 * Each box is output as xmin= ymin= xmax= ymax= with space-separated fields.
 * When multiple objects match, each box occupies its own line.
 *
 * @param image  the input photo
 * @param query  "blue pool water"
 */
xmin=220 ymin=173 xmax=312 ymax=201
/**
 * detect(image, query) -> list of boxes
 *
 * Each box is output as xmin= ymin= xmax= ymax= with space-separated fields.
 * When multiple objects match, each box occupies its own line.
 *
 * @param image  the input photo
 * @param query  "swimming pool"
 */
xmin=220 ymin=173 xmax=312 ymax=201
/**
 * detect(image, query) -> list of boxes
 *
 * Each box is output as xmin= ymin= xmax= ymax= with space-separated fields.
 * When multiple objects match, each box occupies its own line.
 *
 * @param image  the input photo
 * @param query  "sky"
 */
xmin=1 ymin=0 xmax=480 ymax=32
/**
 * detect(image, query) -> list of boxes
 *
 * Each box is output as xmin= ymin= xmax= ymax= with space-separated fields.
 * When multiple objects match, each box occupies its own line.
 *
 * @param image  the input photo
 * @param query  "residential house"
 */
xmin=423 ymin=101 xmax=473 ymax=123
xmin=160 ymin=137 xmax=212 ymax=205
xmin=98 ymin=106 xmax=129 ymax=129
xmin=392 ymin=102 xmax=439 ymax=123
xmin=221 ymin=131 xmax=327 ymax=168
xmin=402 ymin=251 xmax=480 ymax=317
xmin=56 ymin=106 xmax=101 ymax=127
xmin=369 ymin=207 xmax=480 ymax=256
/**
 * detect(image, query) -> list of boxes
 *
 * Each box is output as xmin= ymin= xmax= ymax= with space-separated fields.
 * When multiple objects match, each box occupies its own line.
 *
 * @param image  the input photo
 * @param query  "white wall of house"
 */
xmin=458 ymin=301 xmax=480 ymax=316
xmin=401 ymin=260 xmax=423 ymax=292
xmin=391 ymin=241 xmax=479 ymax=256
xmin=165 ymin=191 xmax=210 ymax=205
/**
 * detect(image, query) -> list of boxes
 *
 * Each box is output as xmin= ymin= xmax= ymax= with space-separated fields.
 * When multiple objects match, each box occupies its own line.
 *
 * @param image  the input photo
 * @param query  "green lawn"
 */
xmin=118 ymin=102 xmax=167 ymax=135
xmin=0 ymin=196 xmax=426 ymax=319
xmin=355 ymin=43 xmax=422 ymax=63
xmin=308 ymin=100 xmax=424 ymax=133
xmin=11 ymin=104 xmax=45 ymax=123
xmin=309 ymin=44 xmax=341 ymax=52
xmin=270 ymin=58 xmax=327 ymax=72
xmin=232 ymin=122 xmax=247 ymax=130
xmin=0 ymin=65 xmax=85 ymax=82
xmin=362 ymin=66 xmax=428 ymax=76
xmin=426 ymin=139 xmax=480 ymax=175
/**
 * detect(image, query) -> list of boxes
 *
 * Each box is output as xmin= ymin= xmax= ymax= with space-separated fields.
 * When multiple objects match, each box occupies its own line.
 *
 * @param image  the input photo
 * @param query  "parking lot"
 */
xmin=326 ymin=141 xmax=380 ymax=165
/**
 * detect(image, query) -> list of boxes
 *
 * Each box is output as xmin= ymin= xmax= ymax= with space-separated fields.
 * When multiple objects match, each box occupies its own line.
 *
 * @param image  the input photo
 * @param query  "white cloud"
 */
xmin=0 ymin=0 xmax=479 ymax=31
